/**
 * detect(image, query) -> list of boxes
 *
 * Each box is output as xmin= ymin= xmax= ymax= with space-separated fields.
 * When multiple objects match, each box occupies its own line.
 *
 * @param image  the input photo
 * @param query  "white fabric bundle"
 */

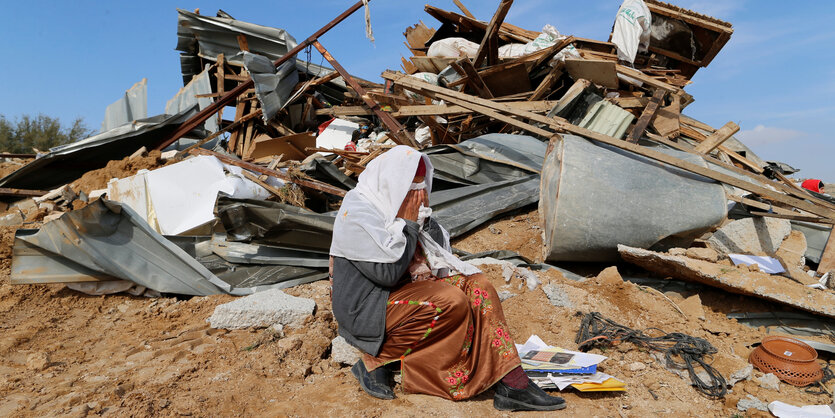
xmin=610 ymin=0 xmax=652 ymax=64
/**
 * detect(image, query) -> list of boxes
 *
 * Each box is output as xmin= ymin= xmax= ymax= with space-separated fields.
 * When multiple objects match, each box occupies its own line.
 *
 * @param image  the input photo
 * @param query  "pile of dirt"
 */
xmin=1 ymin=212 xmax=834 ymax=416
xmin=70 ymin=151 xmax=172 ymax=196
xmin=453 ymin=208 xmax=544 ymax=262
xmin=0 ymin=159 xmax=32 ymax=179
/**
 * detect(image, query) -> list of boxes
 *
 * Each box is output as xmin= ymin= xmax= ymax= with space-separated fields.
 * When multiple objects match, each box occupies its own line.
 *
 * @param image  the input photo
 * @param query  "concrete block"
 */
xmin=707 ymin=217 xmax=791 ymax=256
xmin=208 ymin=288 xmax=315 ymax=330
xmin=331 ymin=336 xmax=361 ymax=365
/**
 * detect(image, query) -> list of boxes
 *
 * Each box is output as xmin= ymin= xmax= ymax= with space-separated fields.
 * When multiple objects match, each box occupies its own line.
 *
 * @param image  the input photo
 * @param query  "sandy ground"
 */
xmin=1 ymin=208 xmax=834 ymax=417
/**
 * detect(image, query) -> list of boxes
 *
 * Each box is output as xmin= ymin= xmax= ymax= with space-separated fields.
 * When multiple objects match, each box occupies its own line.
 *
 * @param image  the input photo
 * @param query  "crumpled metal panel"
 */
xmin=175 ymin=9 xmax=344 ymax=89
xmin=242 ymin=51 xmax=299 ymax=123
xmin=216 ymin=196 xmax=335 ymax=254
xmin=14 ymin=199 xmax=230 ymax=295
xmin=166 ymin=65 xmax=219 ymax=132
xmin=540 ymin=135 xmax=727 ymax=262
xmin=424 ymin=133 xmax=546 ymax=186
xmin=102 ymin=78 xmax=148 ymax=133
xmin=430 ymin=175 xmax=540 ymax=238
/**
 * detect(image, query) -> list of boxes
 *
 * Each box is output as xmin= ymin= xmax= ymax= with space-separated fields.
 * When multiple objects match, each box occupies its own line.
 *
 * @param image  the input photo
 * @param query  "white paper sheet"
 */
xmin=769 ymin=400 xmax=835 ymax=418
xmin=316 ymin=118 xmax=359 ymax=155
xmin=728 ymin=254 xmax=786 ymax=274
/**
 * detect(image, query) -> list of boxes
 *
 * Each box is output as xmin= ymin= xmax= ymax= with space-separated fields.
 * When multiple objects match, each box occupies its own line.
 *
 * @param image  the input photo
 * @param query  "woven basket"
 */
xmin=749 ymin=336 xmax=823 ymax=387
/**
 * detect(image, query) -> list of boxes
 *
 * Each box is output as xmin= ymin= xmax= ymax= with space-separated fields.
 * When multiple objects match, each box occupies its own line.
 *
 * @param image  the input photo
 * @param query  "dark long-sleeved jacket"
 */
xmin=331 ymin=218 xmax=446 ymax=356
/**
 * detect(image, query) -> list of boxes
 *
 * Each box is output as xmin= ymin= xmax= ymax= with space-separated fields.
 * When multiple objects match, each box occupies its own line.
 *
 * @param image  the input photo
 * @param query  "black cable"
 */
xmin=575 ymin=312 xmax=728 ymax=398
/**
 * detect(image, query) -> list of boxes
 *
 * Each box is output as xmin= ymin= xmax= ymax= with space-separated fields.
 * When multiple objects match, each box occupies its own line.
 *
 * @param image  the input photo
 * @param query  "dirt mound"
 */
xmin=70 ymin=151 xmax=171 ymax=196
xmin=0 ymin=159 xmax=32 ymax=179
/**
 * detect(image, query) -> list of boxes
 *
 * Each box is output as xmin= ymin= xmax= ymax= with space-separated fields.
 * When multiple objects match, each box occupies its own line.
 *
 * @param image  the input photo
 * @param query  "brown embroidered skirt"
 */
xmin=362 ymin=273 xmax=521 ymax=400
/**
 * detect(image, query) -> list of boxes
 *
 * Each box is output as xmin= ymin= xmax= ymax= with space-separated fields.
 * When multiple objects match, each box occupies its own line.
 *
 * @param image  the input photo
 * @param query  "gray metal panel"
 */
xmin=102 ymin=79 xmax=148 ymax=133
xmin=16 ymin=199 xmax=229 ymax=296
xmin=165 ymin=65 xmax=219 ymax=132
xmin=430 ymin=175 xmax=540 ymax=238
xmin=10 ymin=234 xmax=116 ymax=284
xmin=242 ymin=52 xmax=299 ymax=122
xmin=791 ymin=221 xmax=831 ymax=264
xmin=424 ymin=133 xmax=547 ymax=185
xmin=540 ymin=135 xmax=727 ymax=262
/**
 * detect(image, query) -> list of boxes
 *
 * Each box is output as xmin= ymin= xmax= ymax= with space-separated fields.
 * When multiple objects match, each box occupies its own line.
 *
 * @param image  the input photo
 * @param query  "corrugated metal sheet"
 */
xmin=243 ymin=51 xmax=299 ymax=123
xmin=166 ymin=65 xmax=219 ymax=132
xmin=577 ymin=100 xmax=635 ymax=139
xmin=102 ymin=78 xmax=147 ymax=133
xmin=175 ymin=9 xmax=345 ymax=89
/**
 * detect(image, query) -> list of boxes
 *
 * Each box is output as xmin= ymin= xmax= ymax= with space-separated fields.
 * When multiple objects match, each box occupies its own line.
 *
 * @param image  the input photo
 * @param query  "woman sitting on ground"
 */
xmin=329 ymin=145 xmax=566 ymax=411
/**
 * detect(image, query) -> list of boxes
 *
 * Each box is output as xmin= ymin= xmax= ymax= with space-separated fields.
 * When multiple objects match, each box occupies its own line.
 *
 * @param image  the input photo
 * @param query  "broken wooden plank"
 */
xmin=619 ymin=245 xmax=835 ymax=318
xmin=529 ymin=62 xmax=564 ymax=101
xmin=693 ymin=121 xmax=740 ymax=154
xmin=651 ymin=94 xmax=681 ymax=138
xmin=452 ymin=0 xmax=475 ymax=18
xmin=473 ymin=0 xmax=513 ymax=67
xmin=616 ymin=64 xmax=681 ymax=93
xmin=627 ymin=89 xmax=666 ymax=143
xmin=312 ymin=40 xmax=417 ymax=148
xmin=190 ymin=148 xmax=346 ymax=197
xmin=0 ymin=188 xmax=47 ymax=197
xmin=819 ymin=230 xmax=835 ymax=274
xmin=564 ymin=58 xmax=618 ymax=89
xmin=450 ymin=58 xmax=493 ymax=98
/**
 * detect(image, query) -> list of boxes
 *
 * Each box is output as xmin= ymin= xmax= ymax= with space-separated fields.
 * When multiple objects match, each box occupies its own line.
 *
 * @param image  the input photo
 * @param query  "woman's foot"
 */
xmin=351 ymin=361 xmax=395 ymax=400
xmin=493 ymin=381 xmax=567 ymax=411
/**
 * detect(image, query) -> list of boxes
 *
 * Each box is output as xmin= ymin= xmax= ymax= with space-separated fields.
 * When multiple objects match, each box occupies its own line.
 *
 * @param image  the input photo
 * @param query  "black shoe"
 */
xmin=351 ymin=361 xmax=395 ymax=400
xmin=494 ymin=380 xmax=567 ymax=411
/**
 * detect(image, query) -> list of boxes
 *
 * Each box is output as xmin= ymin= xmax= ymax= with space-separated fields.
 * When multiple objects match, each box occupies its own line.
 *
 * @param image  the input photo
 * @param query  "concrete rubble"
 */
xmin=208 ymin=289 xmax=315 ymax=330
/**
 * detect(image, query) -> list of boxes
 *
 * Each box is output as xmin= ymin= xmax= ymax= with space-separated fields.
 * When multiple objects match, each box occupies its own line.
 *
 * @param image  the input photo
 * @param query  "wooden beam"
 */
xmin=241 ymin=171 xmax=287 ymax=200
xmin=384 ymin=70 xmax=835 ymax=222
xmin=529 ymin=62 xmax=564 ymax=101
xmin=452 ymin=0 xmax=476 ymax=18
xmin=628 ymin=89 xmax=665 ymax=143
xmin=819 ymin=230 xmax=835 ymax=274
xmin=0 ymin=188 xmax=47 ymax=197
xmin=749 ymin=211 xmax=832 ymax=224
xmin=450 ymin=58 xmax=493 ymax=98
xmin=311 ymin=40 xmax=418 ymax=148
xmin=190 ymin=148 xmax=346 ymax=197
xmin=693 ymin=121 xmax=740 ymax=154
xmin=473 ymin=0 xmax=513 ymax=68
xmin=236 ymin=34 xmax=250 ymax=52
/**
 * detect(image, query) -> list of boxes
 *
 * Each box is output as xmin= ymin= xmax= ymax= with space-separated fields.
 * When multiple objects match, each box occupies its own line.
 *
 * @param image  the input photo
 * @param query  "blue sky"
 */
xmin=2 ymin=1 xmax=833 ymax=180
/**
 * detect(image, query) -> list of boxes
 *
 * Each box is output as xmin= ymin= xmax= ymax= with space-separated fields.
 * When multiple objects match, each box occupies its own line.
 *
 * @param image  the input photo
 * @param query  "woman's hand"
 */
xmin=397 ymin=190 xmax=427 ymax=221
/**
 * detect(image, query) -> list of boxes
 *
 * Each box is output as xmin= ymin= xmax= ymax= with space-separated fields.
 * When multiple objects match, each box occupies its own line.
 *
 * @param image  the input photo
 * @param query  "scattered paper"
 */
xmin=728 ymin=254 xmax=785 ymax=274
xmin=768 ymin=400 xmax=835 ymax=418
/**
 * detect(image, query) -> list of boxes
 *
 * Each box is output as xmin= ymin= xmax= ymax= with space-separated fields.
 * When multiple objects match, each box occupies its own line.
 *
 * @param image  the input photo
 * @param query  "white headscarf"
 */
xmin=330 ymin=146 xmax=432 ymax=263
xmin=330 ymin=146 xmax=480 ymax=277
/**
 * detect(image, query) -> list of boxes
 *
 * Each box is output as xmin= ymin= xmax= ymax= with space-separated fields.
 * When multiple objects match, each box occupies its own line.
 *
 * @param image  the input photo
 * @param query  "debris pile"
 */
xmin=2 ymin=0 xmax=835 ymax=415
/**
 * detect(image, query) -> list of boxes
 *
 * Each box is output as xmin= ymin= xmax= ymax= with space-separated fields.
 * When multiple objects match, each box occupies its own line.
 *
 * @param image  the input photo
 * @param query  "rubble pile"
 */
xmin=2 ymin=0 xmax=835 ymax=415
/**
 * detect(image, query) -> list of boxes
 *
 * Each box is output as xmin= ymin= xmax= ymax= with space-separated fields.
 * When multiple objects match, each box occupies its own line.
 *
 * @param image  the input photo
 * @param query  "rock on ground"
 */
xmin=542 ymin=283 xmax=572 ymax=308
xmin=596 ymin=266 xmax=623 ymax=285
xmin=678 ymin=294 xmax=705 ymax=320
xmin=685 ymin=247 xmax=719 ymax=263
xmin=208 ymin=289 xmax=315 ymax=330
xmin=737 ymin=395 xmax=768 ymax=412
xmin=757 ymin=373 xmax=781 ymax=391
xmin=331 ymin=336 xmax=361 ymax=365
xmin=707 ymin=217 xmax=791 ymax=256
